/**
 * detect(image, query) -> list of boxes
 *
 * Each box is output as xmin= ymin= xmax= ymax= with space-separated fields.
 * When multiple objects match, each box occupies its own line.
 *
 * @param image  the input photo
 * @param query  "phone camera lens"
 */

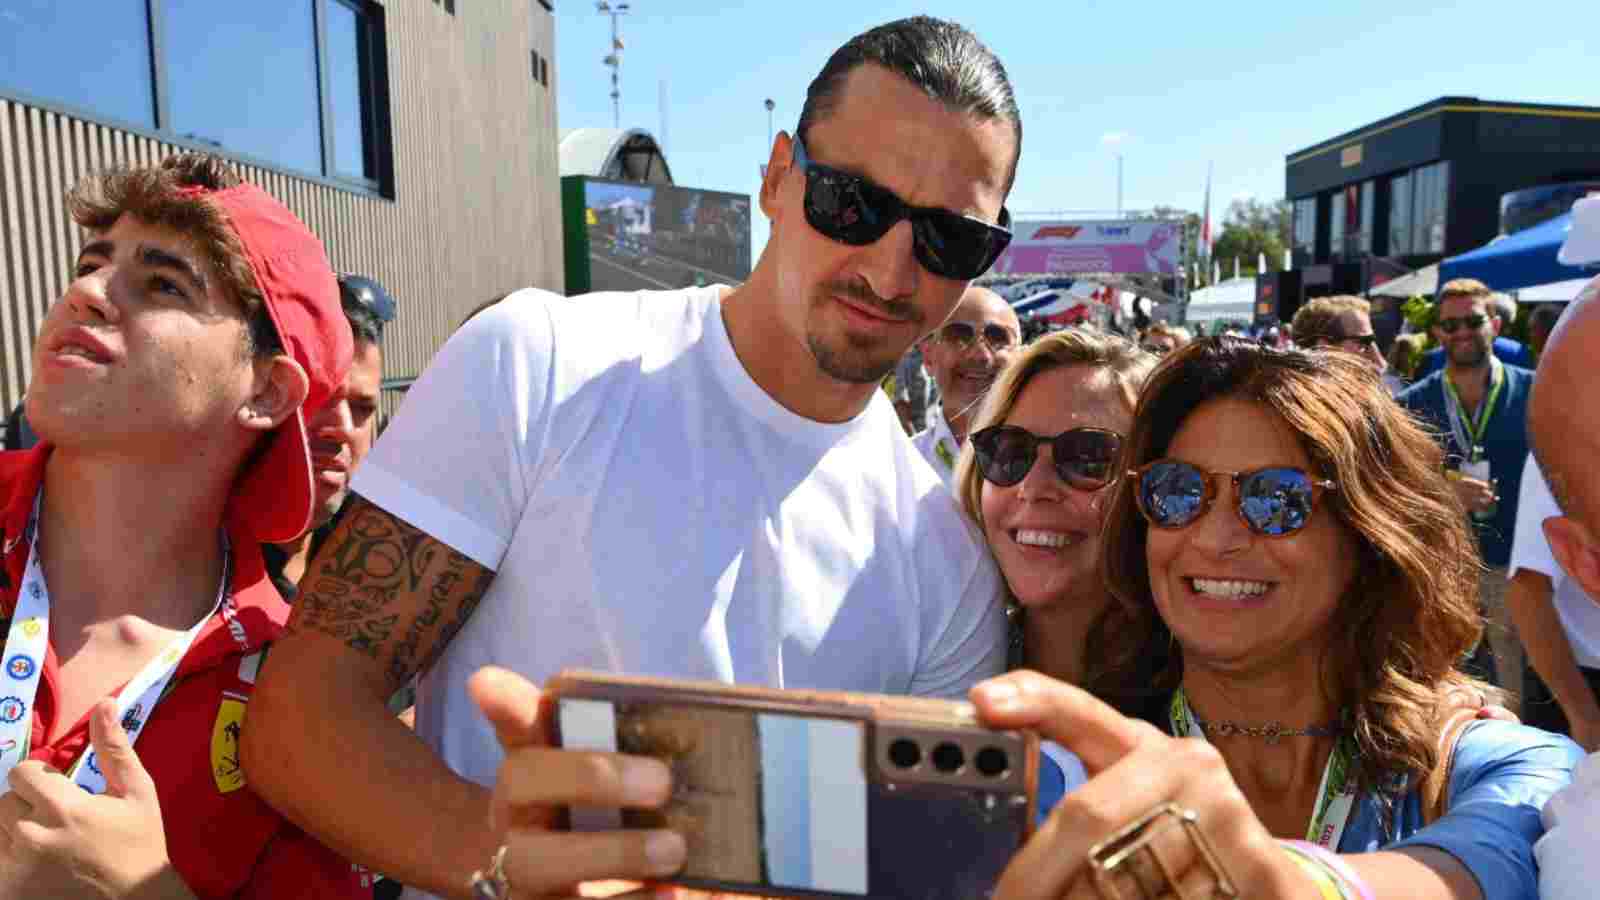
xmin=974 ymin=747 xmax=1009 ymax=778
xmin=887 ymin=738 xmax=922 ymax=769
xmin=931 ymin=742 xmax=965 ymax=773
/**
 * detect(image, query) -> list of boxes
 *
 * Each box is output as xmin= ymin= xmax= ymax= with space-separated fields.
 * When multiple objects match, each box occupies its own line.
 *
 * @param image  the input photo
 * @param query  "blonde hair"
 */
xmin=1291 ymin=295 xmax=1371 ymax=347
xmin=955 ymin=329 xmax=1156 ymax=526
xmin=1437 ymin=278 xmax=1493 ymax=307
xmin=1144 ymin=322 xmax=1192 ymax=347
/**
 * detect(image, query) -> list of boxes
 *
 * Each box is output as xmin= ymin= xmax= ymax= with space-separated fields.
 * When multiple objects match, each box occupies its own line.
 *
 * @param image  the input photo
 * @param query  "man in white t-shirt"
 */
xmin=242 ymin=16 xmax=1018 ymax=899
xmin=1507 ymin=454 xmax=1600 ymax=749
xmin=912 ymin=285 xmax=1022 ymax=486
xmin=1524 ymin=258 xmax=1600 ymax=898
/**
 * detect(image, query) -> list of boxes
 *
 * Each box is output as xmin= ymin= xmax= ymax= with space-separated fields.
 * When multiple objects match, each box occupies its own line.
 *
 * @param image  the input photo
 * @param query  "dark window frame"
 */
xmin=0 ymin=0 xmax=394 ymax=199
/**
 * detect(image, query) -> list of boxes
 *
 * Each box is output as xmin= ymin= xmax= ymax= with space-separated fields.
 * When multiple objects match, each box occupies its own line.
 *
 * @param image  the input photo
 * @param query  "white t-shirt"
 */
xmin=910 ymin=411 xmax=959 ymax=490
xmin=354 ymin=286 xmax=1006 ymax=839
xmin=1507 ymin=454 xmax=1600 ymax=668
xmin=1537 ymin=750 xmax=1600 ymax=899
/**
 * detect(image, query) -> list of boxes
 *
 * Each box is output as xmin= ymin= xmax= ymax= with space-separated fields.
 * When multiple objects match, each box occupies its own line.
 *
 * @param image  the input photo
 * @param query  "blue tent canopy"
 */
xmin=1438 ymin=212 xmax=1591 ymax=292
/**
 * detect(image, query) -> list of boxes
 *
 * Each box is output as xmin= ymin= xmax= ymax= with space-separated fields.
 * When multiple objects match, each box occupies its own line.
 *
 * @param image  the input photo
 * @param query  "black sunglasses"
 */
xmin=1129 ymin=460 xmax=1337 ymax=538
xmin=970 ymin=425 xmax=1123 ymax=490
xmin=790 ymin=136 xmax=1013 ymax=281
xmin=1436 ymin=314 xmax=1488 ymax=334
xmin=938 ymin=321 xmax=1019 ymax=353
xmin=337 ymin=273 xmax=397 ymax=325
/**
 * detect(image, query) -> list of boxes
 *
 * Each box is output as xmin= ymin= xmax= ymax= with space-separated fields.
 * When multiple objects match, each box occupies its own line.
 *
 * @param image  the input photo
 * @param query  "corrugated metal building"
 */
xmin=0 ymin=0 xmax=563 ymax=415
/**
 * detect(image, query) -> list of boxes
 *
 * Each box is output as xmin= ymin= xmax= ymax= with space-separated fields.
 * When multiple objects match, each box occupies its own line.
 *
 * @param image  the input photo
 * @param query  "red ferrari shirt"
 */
xmin=0 ymin=447 xmax=366 ymax=899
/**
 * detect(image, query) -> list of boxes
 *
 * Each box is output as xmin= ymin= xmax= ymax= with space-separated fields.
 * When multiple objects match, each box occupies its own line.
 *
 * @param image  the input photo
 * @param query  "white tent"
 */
xmin=1183 ymin=277 xmax=1256 ymax=325
xmin=1369 ymin=264 xmax=1438 ymax=299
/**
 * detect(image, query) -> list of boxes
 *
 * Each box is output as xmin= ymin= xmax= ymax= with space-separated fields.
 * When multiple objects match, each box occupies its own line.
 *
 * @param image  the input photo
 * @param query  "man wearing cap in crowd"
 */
xmin=0 ymin=152 xmax=363 ymax=898
xmin=262 ymin=273 xmax=395 ymax=601
xmin=1525 ymin=192 xmax=1600 ymax=900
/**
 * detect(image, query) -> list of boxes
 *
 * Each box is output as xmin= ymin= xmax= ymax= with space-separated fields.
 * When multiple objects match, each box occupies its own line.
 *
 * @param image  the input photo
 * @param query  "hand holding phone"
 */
xmin=547 ymin=671 xmax=1039 ymax=900
xmin=467 ymin=667 xmax=689 ymax=896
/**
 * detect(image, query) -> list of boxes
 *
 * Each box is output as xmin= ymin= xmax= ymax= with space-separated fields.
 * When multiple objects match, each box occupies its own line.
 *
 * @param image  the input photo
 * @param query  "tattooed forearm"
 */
xmin=289 ymin=495 xmax=496 ymax=693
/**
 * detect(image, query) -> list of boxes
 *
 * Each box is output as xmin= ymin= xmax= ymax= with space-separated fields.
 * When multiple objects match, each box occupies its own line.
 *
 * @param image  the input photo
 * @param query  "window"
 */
xmin=1327 ymin=190 xmax=1345 ymax=260
xmin=1355 ymin=180 xmax=1374 ymax=256
xmin=1292 ymin=197 xmax=1316 ymax=266
xmin=165 ymin=1 xmax=324 ymax=174
xmin=0 ymin=0 xmax=156 ymax=128
xmin=1411 ymin=161 xmax=1450 ymax=254
xmin=0 ymin=1 xmax=390 ymax=193
xmin=1389 ymin=172 xmax=1413 ymax=256
xmin=540 ymin=56 xmax=549 ymax=86
xmin=326 ymin=0 xmax=378 ymax=180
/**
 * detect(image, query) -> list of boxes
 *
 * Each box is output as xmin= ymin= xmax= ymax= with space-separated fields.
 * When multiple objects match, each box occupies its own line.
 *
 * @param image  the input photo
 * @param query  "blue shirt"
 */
xmin=1038 ymin=720 xmax=1581 ymax=900
xmin=1396 ymin=363 xmax=1534 ymax=567
xmin=1415 ymin=337 xmax=1534 ymax=379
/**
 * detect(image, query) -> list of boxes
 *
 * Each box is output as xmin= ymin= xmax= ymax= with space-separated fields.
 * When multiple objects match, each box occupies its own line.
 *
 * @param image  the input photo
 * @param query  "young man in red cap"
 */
xmin=0 ymin=152 xmax=364 ymax=898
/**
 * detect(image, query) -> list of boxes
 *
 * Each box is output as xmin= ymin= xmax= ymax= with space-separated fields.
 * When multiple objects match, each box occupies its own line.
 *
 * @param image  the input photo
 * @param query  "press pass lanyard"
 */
xmin=0 ymin=497 xmax=229 ymax=795
xmin=1442 ymin=357 xmax=1504 ymax=461
xmin=1169 ymin=690 xmax=1359 ymax=851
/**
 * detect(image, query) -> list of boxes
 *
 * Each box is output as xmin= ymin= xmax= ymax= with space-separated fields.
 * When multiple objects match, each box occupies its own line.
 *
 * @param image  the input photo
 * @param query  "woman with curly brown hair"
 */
xmin=970 ymin=336 xmax=1579 ymax=900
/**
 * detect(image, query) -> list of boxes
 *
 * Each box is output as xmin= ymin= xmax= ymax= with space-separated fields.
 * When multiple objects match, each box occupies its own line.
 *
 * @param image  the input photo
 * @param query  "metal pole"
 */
xmin=1116 ymin=154 xmax=1123 ymax=217
xmin=610 ymin=11 xmax=620 ymax=128
xmin=765 ymin=99 xmax=774 ymax=150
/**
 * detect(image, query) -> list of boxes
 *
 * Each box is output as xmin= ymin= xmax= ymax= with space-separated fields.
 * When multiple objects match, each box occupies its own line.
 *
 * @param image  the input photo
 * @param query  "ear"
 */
xmin=1488 ymin=312 xmax=1504 ymax=338
xmin=238 ymin=355 xmax=310 ymax=435
xmin=1545 ymin=514 xmax=1600 ymax=605
xmin=758 ymin=131 xmax=795 ymax=221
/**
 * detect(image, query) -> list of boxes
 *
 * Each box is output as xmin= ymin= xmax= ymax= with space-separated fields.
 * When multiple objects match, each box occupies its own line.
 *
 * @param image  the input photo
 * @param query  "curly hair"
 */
xmin=1099 ymin=336 xmax=1485 ymax=801
xmin=66 ymin=152 xmax=280 ymax=357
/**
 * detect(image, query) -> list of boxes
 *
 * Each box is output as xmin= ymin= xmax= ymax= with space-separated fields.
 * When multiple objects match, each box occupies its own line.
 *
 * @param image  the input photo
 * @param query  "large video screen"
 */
xmin=565 ymin=176 xmax=752 ymax=294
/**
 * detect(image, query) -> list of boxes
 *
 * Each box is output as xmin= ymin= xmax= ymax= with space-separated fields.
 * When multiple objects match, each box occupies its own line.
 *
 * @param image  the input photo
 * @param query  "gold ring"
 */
xmin=1087 ymin=802 xmax=1240 ymax=900
xmin=469 ymin=845 xmax=510 ymax=900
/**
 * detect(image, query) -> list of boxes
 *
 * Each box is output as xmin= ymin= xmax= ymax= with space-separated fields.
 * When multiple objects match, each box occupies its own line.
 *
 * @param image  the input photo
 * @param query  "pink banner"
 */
xmin=991 ymin=220 xmax=1180 ymax=277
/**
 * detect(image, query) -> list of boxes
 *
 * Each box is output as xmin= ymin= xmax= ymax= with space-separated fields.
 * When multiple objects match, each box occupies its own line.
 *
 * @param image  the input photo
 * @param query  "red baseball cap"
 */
xmin=201 ymin=183 xmax=353 ymax=543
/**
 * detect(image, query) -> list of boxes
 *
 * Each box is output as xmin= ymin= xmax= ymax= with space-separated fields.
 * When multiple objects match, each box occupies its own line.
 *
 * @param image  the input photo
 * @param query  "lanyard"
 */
xmin=1169 ymin=690 xmax=1358 ymax=851
xmin=1441 ymin=358 xmax=1504 ymax=460
xmin=0 ymin=496 xmax=229 ymax=795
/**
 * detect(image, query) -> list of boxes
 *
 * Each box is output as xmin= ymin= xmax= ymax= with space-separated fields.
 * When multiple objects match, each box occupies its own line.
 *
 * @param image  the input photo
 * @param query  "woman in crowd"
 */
xmin=953 ymin=328 xmax=1156 ymax=691
xmin=973 ymin=336 xmax=1580 ymax=900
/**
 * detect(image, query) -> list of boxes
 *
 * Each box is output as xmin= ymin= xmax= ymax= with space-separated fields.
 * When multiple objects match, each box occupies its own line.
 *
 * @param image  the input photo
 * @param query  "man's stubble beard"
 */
xmin=807 ymin=329 xmax=901 ymax=385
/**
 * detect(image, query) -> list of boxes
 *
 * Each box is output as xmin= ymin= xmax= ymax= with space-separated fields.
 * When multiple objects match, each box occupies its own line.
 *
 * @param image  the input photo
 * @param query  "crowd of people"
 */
xmin=0 ymin=13 xmax=1597 ymax=900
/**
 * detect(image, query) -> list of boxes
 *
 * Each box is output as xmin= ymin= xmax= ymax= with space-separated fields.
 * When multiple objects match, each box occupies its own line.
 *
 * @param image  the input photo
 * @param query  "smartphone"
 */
xmin=547 ymin=670 xmax=1039 ymax=900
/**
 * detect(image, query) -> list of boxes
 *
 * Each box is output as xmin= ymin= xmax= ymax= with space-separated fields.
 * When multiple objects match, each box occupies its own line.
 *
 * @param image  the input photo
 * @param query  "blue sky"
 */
xmin=555 ymin=0 xmax=1598 ymax=259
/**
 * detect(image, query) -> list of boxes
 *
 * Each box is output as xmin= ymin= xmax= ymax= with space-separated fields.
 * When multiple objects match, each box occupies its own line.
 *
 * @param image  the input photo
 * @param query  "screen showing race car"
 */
xmin=565 ymin=176 xmax=752 ymax=294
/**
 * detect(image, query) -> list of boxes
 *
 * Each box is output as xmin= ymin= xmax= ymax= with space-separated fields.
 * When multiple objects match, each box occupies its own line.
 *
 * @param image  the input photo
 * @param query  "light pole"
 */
xmin=1116 ymin=153 xmax=1124 ymax=217
xmin=597 ymin=1 xmax=630 ymax=129
xmin=764 ymin=98 xmax=775 ymax=149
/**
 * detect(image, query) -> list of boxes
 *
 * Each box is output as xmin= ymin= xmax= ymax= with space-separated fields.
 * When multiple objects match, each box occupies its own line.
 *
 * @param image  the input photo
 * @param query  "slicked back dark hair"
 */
xmin=797 ymin=17 xmax=1021 ymax=193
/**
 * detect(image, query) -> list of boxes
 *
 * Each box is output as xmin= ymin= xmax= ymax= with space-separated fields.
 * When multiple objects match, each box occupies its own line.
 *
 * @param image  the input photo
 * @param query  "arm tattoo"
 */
xmin=290 ymin=495 xmax=495 ymax=693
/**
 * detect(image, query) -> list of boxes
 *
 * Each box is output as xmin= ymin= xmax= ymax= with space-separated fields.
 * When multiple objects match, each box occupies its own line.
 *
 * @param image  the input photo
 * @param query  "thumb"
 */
xmin=88 ymin=699 xmax=156 ymax=801
xmin=467 ymin=666 xmax=553 ymax=751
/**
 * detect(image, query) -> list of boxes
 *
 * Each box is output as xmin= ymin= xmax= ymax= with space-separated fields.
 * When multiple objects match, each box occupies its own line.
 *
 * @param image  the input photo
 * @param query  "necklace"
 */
xmin=1180 ymin=692 xmax=1344 ymax=745
xmin=1189 ymin=715 xmax=1343 ymax=744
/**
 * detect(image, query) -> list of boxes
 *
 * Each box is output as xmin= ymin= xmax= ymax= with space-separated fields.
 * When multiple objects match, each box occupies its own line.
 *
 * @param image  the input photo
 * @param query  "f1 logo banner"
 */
xmin=989 ymin=219 xmax=1181 ymax=277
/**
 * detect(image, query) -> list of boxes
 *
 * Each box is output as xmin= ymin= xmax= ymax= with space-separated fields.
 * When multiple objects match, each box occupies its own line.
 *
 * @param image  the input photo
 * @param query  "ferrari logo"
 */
xmin=210 ymin=697 xmax=247 ymax=794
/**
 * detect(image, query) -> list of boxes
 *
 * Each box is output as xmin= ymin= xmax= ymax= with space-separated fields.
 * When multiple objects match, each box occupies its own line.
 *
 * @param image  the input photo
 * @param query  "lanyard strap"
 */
xmin=1169 ymin=690 xmax=1358 ymax=851
xmin=1441 ymin=357 xmax=1504 ymax=459
xmin=0 ymin=496 xmax=229 ymax=795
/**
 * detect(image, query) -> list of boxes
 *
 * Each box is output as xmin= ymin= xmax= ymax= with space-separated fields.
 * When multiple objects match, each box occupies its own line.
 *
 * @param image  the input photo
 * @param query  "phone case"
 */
xmin=546 ymin=670 xmax=1039 ymax=900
